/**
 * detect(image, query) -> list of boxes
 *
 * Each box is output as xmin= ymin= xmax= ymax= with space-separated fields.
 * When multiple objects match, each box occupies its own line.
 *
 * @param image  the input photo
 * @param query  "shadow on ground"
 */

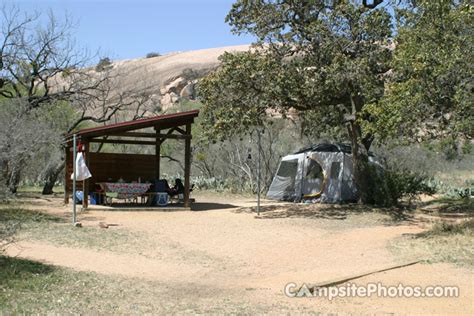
xmin=419 ymin=197 xmax=473 ymax=215
xmin=233 ymin=203 xmax=415 ymax=223
xmin=0 ymin=256 xmax=56 ymax=285
xmin=0 ymin=207 xmax=65 ymax=223
xmin=78 ymin=215 xmax=107 ymax=222
xmin=192 ymin=202 xmax=238 ymax=211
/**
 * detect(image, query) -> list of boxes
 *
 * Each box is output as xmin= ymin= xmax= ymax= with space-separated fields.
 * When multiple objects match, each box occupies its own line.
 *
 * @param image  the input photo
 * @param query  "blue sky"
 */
xmin=14 ymin=0 xmax=255 ymax=61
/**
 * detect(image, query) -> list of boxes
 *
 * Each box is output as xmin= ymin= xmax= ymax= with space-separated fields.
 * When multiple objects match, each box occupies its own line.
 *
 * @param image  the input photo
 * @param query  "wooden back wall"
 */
xmin=65 ymin=152 xmax=156 ymax=194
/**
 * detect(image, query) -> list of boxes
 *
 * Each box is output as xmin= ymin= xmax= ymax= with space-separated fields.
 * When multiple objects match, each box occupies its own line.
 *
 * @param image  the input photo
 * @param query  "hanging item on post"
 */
xmin=71 ymin=151 xmax=92 ymax=181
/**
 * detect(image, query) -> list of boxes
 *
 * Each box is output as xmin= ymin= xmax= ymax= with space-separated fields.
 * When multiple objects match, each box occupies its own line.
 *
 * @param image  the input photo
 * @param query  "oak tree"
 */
xmin=200 ymin=0 xmax=393 ymax=203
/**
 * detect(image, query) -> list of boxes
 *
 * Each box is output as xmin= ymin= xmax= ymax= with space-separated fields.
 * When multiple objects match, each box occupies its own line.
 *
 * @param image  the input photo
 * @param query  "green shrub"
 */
xmin=462 ymin=141 xmax=472 ymax=155
xmin=146 ymin=52 xmax=161 ymax=58
xmin=191 ymin=176 xmax=229 ymax=192
xmin=384 ymin=166 xmax=437 ymax=204
xmin=429 ymin=179 xmax=473 ymax=199
xmin=95 ymin=57 xmax=112 ymax=72
xmin=369 ymin=163 xmax=437 ymax=206
xmin=438 ymin=137 xmax=459 ymax=161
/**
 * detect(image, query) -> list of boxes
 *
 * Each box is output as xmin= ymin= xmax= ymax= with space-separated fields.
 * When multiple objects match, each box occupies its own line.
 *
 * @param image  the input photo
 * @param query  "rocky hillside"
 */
xmin=107 ymin=44 xmax=250 ymax=111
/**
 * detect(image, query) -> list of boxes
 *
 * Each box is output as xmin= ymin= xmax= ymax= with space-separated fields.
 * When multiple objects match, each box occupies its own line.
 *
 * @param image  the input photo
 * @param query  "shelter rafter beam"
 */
xmin=89 ymin=139 xmax=157 ymax=145
xmin=109 ymin=132 xmax=158 ymax=138
xmin=90 ymin=134 xmax=190 ymax=144
xmin=108 ymin=131 xmax=191 ymax=140
xmin=156 ymin=133 xmax=191 ymax=140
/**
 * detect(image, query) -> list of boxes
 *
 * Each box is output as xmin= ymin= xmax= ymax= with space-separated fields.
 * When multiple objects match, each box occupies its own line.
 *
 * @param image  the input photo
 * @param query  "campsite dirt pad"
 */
xmin=5 ymin=192 xmax=474 ymax=314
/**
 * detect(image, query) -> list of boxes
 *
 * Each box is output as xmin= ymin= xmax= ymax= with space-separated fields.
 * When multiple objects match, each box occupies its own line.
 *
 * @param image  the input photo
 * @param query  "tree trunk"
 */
xmin=347 ymin=121 xmax=375 ymax=204
xmin=351 ymin=137 xmax=372 ymax=204
xmin=0 ymin=159 xmax=9 ymax=195
xmin=346 ymin=92 xmax=378 ymax=204
xmin=7 ymin=165 xmax=22 ymax=194
xmin=42 ymin=160 xmax=65 ymax=195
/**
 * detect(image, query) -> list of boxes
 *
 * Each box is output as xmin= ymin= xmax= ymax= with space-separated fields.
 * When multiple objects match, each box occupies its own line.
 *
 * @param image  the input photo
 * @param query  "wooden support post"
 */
xmin=64 ymin=144 xmax=69 ymax=204
xmin=184 ymin=123 xmax=192 ymax=208
xmin=82 ymin=140 xmax=89 ymax=209
xmin=155 ymin=129 xmax=161 ymax=180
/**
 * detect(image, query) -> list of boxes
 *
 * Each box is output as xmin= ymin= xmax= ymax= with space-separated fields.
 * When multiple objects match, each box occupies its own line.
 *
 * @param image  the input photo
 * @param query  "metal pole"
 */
xmin=257 ymin=129 xmax=261 ymax=216
xmin=341 ymin=152 xmax=345 ymax=202
xmin=72 ymin=134 xmax=77 ymax=225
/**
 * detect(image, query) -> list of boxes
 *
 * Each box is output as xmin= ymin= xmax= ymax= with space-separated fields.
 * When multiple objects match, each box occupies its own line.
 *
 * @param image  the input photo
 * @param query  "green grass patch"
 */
xmin=17 ymin=185 xmax=64 ymax=194
xmin=0 ymin=207 xmax=63 ymax=223
xmin=0 ymin=207 xmax=64 ymax=248
xmin=0 ymin=256 xmax=57 ymax=291
xmin=0 ymin=255 xmax=167 ymax=314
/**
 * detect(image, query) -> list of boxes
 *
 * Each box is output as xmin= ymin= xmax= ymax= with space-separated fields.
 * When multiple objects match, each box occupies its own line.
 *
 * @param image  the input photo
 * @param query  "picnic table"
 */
xmin=98 ymin=182 xmax=152 ymax=200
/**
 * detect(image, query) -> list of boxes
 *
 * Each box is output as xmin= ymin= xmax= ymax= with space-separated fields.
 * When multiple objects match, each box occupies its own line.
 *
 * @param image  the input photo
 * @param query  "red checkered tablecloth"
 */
xmin=100 ymin=182 xmax=152 ymax=199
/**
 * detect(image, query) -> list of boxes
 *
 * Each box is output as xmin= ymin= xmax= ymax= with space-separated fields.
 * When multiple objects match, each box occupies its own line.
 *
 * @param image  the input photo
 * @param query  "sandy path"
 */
xmin=6 ymin=193 xmax=473 ymax=314
xmin=6 ymin=223 xmax=419 ymax=286
xmin=6 ymin=241 xmax=212 ymax=282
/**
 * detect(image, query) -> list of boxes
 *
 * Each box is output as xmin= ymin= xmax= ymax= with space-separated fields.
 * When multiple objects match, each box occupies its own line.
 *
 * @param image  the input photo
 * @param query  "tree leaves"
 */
xmin=369 ymin=0 xmax=474 ymax=142
xmin=201 ymin=1 xmax=393 ymax=143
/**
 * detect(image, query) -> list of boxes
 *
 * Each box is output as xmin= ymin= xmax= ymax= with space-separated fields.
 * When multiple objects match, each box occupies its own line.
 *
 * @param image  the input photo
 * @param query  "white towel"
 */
xmin=71 ymin=152 xmax=92 ymax=181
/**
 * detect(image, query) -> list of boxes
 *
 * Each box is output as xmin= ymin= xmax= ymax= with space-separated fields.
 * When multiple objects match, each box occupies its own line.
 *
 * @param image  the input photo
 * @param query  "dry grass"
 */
xmin=2 ymin=193 xmax=473 ymax=314
xmin=0 ymin=256 xmax=306 ymax=314
xmin=435 ymin=169 xmax=474 ymax=188
xmin=0 ymin=207 xmax=152 ymax=256
xmin=19 ymin=222 xmax=152 ymax=255
xmin=234 ymin=202 xmax=416 ymax=230
xmin=389 ymin=218 xmax=474 ymax=267
xmin=0 ymin=207 xmax=309 ymax=314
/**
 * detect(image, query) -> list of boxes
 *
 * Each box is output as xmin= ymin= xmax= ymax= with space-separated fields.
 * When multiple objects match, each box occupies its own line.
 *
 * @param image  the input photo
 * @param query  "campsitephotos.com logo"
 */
xmin=284 ymin=282 xmax=459 ymax=300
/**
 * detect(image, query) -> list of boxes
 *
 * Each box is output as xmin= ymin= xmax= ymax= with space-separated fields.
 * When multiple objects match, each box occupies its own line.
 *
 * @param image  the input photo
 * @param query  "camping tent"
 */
xmin=266 ymin=143 xmax=379 ymax=203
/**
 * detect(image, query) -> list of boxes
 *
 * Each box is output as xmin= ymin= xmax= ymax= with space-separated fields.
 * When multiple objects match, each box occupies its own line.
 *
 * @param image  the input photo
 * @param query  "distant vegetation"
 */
xmin=0 ymin=1 xmax=472 ymax=207
xmin=199 ymin=0 xmax=473 ymax=205
xmin=145 ymin=52 xmax=161 ymax=58
xmin=0 ymin=6 xmax=153 ymax=197
xmin=95 ymin=57 xmax=113 ymax=72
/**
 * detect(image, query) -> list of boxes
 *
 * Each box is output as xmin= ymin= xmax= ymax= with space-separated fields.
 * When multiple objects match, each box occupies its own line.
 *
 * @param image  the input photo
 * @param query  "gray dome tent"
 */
xmin=266 ymin=143 xmax=378 ymax=203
